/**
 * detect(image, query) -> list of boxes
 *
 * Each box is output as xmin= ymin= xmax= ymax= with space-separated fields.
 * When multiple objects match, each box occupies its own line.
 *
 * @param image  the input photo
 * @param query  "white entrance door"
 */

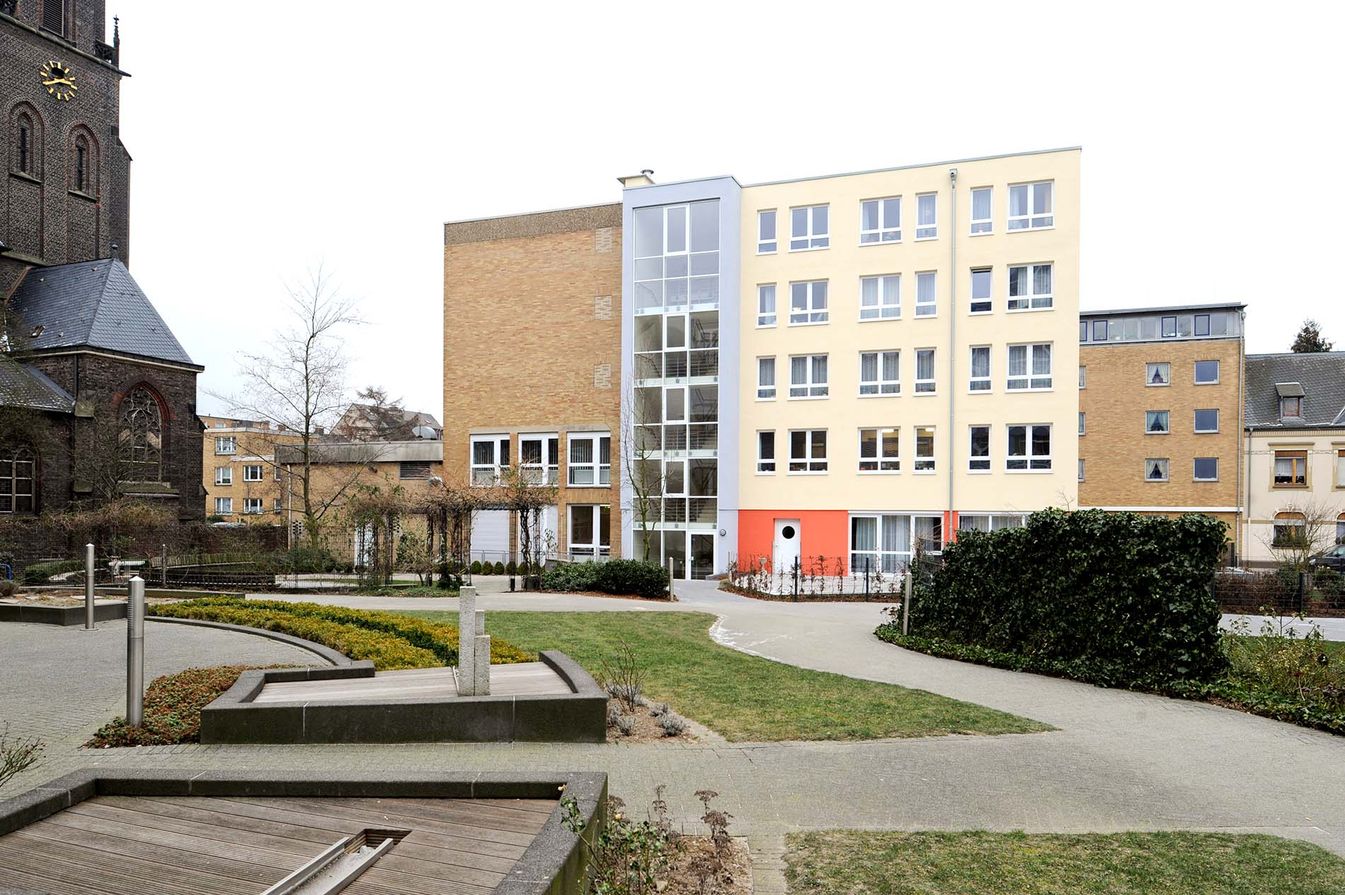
xmin=773 ymin=518 xmax=801 ymax=573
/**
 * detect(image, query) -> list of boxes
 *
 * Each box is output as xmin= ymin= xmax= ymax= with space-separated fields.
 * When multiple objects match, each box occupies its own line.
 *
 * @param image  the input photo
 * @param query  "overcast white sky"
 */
xmin=112 ymin=1 xmax=1344 ymax=419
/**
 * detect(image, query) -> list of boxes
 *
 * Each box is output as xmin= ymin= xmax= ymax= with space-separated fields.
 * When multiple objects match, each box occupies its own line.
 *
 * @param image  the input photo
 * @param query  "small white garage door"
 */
xmin=471 ymin=510 xmax=510 ymax=564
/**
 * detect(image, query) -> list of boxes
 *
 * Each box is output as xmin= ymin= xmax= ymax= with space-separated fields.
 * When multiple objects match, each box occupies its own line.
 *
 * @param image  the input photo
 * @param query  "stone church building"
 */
xmin=1 ymin=1 xmax=203 ymax=522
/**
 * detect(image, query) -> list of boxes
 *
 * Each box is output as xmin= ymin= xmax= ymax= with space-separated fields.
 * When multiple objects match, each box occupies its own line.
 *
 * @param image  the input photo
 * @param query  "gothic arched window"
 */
xmin=119 ymin=386 xmax=164 ymax=481
xmin=0 ymin=446 xmax=36 ymax=514
xmin=9 ymin=105 xmax=42 ymax=177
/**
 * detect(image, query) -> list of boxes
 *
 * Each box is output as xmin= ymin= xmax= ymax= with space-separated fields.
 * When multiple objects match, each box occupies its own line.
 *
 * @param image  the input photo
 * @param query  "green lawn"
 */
xmin=784 ymin=831 xmax=1345 ymax=895
xmin=402 ymin=610 xmax=1049 ymax=742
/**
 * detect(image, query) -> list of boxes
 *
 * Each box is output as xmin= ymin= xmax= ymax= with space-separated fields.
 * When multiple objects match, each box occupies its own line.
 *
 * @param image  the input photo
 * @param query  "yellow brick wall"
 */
xmin=200 ymin=418 xmax=302 ymax=523
xmin=442 ymin=207 xmax=623 ymax=554
xmin=1079 ymin=337 xmax=1243 ymax=543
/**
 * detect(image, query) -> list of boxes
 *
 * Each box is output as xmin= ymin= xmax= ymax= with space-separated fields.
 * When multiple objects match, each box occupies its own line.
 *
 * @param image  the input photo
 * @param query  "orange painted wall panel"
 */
xmin=737 ymin=509 xmax=851 ymax=573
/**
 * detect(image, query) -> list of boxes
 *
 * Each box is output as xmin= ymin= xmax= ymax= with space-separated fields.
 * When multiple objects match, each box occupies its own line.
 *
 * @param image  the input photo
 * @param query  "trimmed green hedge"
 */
xmin=541 ymin=559 xmax=669 ymax=600
xmin=149 ymin=597 xmax=532 ymax=669
xmin=888 ymin=509 xmax=1229 ymax=689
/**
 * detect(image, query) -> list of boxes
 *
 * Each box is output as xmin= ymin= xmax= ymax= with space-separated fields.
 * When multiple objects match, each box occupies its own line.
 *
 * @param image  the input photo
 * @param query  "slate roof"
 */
xmin=0 ymin=355 xmax=75 ymax=413
xmin=1245 ymin=352 xmax=1345 ymax=429
xmin=8 ymin=259 xmax=198 ymax=367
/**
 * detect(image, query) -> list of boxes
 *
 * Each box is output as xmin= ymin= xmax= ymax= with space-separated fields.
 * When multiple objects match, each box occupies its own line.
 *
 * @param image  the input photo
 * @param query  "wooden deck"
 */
xmin=0 ymin=794 xmax=555 ymax=894
xmin=252 ymin=662 xmax=573 ymax=705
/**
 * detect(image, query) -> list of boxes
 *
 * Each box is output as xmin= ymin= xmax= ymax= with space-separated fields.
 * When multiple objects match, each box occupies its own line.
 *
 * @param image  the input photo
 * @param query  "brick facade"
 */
xmin=2 ymin=2 xmax=130 ymax=296
xmin=443 ymin=204 xmax=623 ymax=558
xmin=200 ymin=416 xmax=302 ymax=523
xmin=1079 ymin=336 xmax=1244 ymax=548
xmin=24 ymin=350 xmax=205 ymax=521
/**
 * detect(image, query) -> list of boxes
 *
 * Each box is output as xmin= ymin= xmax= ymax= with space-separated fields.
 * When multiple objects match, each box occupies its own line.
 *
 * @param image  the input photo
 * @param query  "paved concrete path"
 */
xmin=4 ymin=583 xmax=1345 ymax=894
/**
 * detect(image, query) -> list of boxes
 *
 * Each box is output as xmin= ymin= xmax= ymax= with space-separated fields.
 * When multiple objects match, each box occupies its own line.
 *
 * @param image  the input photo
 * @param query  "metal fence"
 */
xmin=726 ymin=554 xmax=906 ymax=601
xmin=1214 ymin=570 xmax=1345 ymax=617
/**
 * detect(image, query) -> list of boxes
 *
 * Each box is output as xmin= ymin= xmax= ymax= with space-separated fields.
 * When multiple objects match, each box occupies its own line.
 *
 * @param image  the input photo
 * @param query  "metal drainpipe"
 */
xmin=1236 ymin=309 xmax=1247 ymax=564
xmin=946 ymin=169 xmax=958 ymax=541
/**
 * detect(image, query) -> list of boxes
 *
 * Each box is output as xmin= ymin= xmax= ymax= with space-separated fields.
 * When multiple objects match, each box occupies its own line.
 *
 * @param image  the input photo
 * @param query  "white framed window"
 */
xmin=757 ymin=283 xmax=777 ymax=327
xmin=1078 ymin=459 xmax=1085 ymax=481
xmin=1007 ymin=343 xmax=1052 ymax=390
xmin=1194 ymin=360 xmax=1220 ymax=384
xmin=1146 ymin=410 xmax=1170 ymax=434
xmin=860 ymin=197 xmax=901 ymax=244
xmin=1193 ymin=457 xmax=1219 ymax=482
xmin=1161 ymin=315 xmax=1178 ymax=338
xmin=471 ymin=435 xmax=509 ymax=486
xmin=214 ymin=497 xmax=232 ymax=515
xmin=520 ymin=434 xmax=560 ymax=485
xmin=1146 ymin=458 xmax=1170 ymax=482
xmin=789 ymin=204 xmax=829 ymax=251
xmin=1194 ymin=408 xmax=1219 ymax=433
xmin=914 ymin=426 xmax=936 ymax=472
xmin=915 ymin=348 xmax=936 ymax=394
xmin=850 ymin=514 xmax=914 ymax=573
xmin=789 ymin=280 xmax=829 ymax=325
xmin=859 ymin=275 xmax=900 ymax=320
xmin=1007 ymin=424 xmax=1052 ymax=471
xmin=215 ymin=436 xmax=236 ymax=455
xmin=916 ymin=193 xmax=937 ymax=239
xmin=789 ymin=354 xmax=829 ymax=398
xmin=757 ymin=209 xmax=777 ymax=253
xmin=567 ymin=433 xmax=611 ymax=486
xmin=273 ymin=497 xmax=283 ymax=511
xmin=1146 ymin=362 xmax=1171 ymax=386
xmin=969 ymin=425 xmax=990 ymax=471
xmin=1008 ymin=180 xmax=1053 ymax=230
xmin=915 ymin=271 xmax=937 ymax=317
xmin=1079 ymin=412 xmax=1086 ymax=435
xmin=757 ymin=431 xmax=776 ymax=474
xmin=664 ymin=458 xmax=686 ymax=496
xmin=757 ymin=357 xmax=776 ymax=400
xmin=214 ymin=466 xmax=232 ymax=486
xmin=969 ymin=346 xmax=991 ymax=392
xmin=970 ymin=186 xmax=992 ymax=234
xmin=665 ymin=386 xmax=687 ymax=423
xmin=1008 ymin=263 xmax=1053 ymax=310
xmin=568 ymin=505 xmax=611 ymax=558
xmin=244 ymin=497 xmax=263 ymax=515
xmin=970 ymin=267 xmax=992 ymax=313
xmin=858 ymin=427 xmax=900 ymax=472
xmin=859 ymin=350 xmax=900 ymax=396
xmin=243 ymin=464 xmax=264 ymax=482
xmin=788 ymin=429 xmax=828 ymax=473
xmin=1079 ymin=365 xmax=1087 ymax=388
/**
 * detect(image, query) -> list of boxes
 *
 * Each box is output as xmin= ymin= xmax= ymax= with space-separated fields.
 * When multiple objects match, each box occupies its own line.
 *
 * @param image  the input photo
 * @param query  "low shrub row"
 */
xmin=541 ymin=559 xmax=669 ymax=600
xmin=150 ymin=597 xmax=533 ymax=668
xmin=469 ymin=560 xmax=540 ymax=576
xmin=86 ymin=664 xmax=274 ymax=747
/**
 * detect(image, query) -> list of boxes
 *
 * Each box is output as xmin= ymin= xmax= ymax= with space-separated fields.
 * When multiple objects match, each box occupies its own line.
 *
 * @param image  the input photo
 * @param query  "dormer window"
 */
xmin=1275 ymin=382 xmax=1305 ymax=420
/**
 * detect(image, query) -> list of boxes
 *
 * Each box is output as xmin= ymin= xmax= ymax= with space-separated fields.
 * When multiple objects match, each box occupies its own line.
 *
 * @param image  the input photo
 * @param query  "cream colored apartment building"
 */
xmin=733 ymin=148 xmax=1081 ymax=572
xmin=199 ymin=416 xmax=299 ymax=523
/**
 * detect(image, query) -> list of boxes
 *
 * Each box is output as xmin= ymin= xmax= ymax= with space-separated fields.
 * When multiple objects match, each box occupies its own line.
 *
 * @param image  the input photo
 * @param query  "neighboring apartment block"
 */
xmin=442 ymin=205 xmax=623 ymax=563
xmin=200 ymin=416 xmax=299 ymax=523
xmin=1243 ymin=352 xmax=1345 ymax=565
xmin=1078 ymin=304 xmax=1246 ymax=554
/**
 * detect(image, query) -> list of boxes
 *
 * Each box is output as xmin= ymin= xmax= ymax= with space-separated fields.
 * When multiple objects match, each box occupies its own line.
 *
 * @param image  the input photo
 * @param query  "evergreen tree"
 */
xmin=1291 ymin=319 xmax=1334 ymax=353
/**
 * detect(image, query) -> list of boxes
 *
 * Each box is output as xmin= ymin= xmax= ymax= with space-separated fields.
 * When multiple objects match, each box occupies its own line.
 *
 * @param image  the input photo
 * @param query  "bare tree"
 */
xmin=621 ymin=390 xmax=663 ymax=562
xmin=336 ymin=386 xmax=416 ymax=441
xmin=215 ymin=266 xmax=361 ymax=548
xmin=1265 ymin=499 xmax=1340 ymax=571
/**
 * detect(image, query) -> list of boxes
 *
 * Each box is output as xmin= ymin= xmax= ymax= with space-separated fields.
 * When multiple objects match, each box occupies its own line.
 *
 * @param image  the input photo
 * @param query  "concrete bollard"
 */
xmin=126 ymin=576 xmax=145 ymax=726
xmin=84 ymin=543 xmax=95 ymax=630
xmin=473 ymin=634 xmax=491 ymax=696
xmin=458 ymin=586 xmax=477 ymax=695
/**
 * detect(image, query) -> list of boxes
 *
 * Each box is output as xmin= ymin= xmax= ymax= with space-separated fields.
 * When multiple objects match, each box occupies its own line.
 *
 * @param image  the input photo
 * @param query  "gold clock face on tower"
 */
xmin=40 ymin=60 xmax=77 ymax=101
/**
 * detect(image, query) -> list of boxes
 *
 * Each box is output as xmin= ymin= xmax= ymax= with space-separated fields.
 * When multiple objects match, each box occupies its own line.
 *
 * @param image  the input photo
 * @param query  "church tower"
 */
xmin=1 ymin=0 xmax=131 ymax=296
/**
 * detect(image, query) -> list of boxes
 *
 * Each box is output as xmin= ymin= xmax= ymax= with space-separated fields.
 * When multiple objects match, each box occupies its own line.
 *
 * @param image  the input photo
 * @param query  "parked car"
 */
xmin=1308 ymin=544 xmax=1345 ymax=573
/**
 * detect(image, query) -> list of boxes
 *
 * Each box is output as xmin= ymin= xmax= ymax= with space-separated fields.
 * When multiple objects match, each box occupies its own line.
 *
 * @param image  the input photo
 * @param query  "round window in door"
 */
xmin=781 ymin=525 xmax=796 ymax=539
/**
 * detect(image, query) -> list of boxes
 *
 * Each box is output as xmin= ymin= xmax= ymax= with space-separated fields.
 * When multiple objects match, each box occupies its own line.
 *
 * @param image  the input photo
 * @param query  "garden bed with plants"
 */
xmin=784 ymin=830 xmax=1345 ymax=895
xmin=149 ymin=597 xmax=531 ymax=670
xmin=86 ymin=665 xmax=286 ymax=747
xmin=876 ymin=509 xmax=1345 ymax=736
